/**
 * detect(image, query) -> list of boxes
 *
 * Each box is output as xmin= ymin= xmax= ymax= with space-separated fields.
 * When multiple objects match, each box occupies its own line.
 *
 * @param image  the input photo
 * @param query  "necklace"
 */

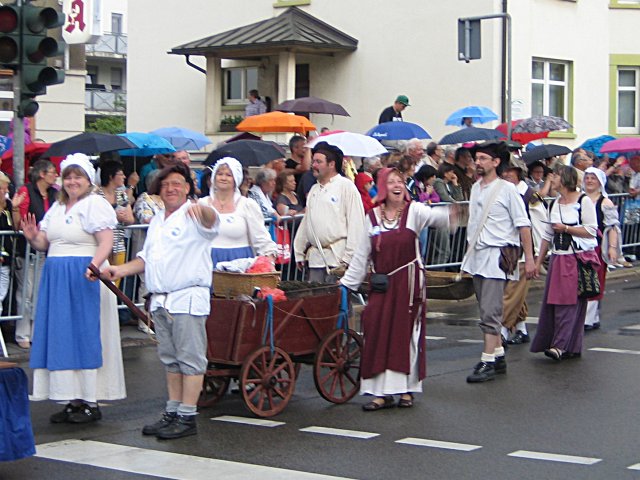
xmin=381 ymin=204 xmax=402 ymax=228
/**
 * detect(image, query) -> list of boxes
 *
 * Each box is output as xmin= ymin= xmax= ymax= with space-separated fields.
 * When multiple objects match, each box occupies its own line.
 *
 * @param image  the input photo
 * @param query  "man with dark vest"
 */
xmin=12 ymin=159 xmax=58 ymax=349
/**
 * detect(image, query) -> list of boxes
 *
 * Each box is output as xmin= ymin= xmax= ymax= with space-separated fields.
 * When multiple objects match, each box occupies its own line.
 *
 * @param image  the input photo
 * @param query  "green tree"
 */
xmin=86 ymin=116 xmax=126 ymax=134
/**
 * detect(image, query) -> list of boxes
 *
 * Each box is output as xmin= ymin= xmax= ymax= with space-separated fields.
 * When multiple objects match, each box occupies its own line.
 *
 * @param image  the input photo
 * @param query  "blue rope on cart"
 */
xmin=262 ymin=294 xmax=275 ymax=354
xmin=336 ymin=286 xmax=348 ymax=331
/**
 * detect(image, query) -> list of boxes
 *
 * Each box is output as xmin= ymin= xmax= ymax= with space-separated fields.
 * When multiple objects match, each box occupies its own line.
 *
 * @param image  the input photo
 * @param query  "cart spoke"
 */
xmin=329 ymin=369 xmax=339 ymax=394
xmin=319 ymin=368 xmax=337 ymax=386
xmin=247 ymin=384 xmax=263 ymax=402
xmin=338 ymin=372 xmax=346 ymax=397
xmin=273 ymin=385 xmax=287 ymax=399
xmin=257 ymin=391 xmax=266 ymax=411
xmin=319 ymin=361 xmax=338 ymax=368
xmin=271 ymin=362 xmax=289 ymax=376
xmin=268 ymin=352 xmax=278 ymax=371
xmin=266 ymin=388 xmax=275 ymax=408
xmin=344 ymin=370 xmax=358 ymax=386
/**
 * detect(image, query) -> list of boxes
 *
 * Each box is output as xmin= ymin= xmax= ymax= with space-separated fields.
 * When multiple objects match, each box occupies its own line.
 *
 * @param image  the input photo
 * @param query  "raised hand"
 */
xmin=21 ymin=213 xmax=39 ymax=241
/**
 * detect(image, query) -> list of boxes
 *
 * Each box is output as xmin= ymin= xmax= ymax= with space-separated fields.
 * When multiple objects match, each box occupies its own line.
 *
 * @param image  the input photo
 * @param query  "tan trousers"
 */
xmin=502 ymin=263 xmax=530 ymax=330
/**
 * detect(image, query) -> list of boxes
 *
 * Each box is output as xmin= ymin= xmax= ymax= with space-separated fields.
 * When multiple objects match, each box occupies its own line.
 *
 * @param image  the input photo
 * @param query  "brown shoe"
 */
xmin=362 ymin=395 xmax=395 ymax=411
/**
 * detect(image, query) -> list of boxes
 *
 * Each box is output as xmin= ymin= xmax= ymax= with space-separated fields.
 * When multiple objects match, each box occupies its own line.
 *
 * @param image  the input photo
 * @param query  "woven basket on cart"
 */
xmin=425 ymin=271 xmax=474 ymax=300
xmin=213 ymin=271 xmax=281 ymax=298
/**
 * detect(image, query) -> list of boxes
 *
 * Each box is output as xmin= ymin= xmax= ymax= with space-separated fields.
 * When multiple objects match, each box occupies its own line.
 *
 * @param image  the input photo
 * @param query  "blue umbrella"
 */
xmin=365 ymin=121 xmax=431 ymax=141
xmin=445 ymin=106 xmax=498 ymax=126
xmin=149 ymin=126 xmax=212 ymax=150
xmin=118 ymin=132 xmax=176 ymax=156
xmin=580 ymin=135 xmax=619 ymax=159
xmin=439 ymin=127 xmax=504 ymax=145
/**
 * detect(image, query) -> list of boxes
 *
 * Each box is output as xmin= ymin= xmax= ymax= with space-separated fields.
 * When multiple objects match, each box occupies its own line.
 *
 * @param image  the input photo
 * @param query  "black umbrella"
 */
xmin=522 ymin=144 xmax=571 ymax=164
xmin=439 ymin=127 xmax=505 ymax=145
xmin=45 ymin=132 xmax=136 ymax=157
xmin=204 ymin=140 xmax=286 ymax=167
xmin=275 ymin=96 xmax=350 ymax=116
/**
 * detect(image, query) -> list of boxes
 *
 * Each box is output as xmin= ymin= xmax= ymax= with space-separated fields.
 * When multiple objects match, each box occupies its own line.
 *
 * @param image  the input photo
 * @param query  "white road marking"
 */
xmin=425 ymin=336 xmax=446 ymax=340
xmin=589 ymin=347 xmax=640 ymax=355
xmin=508 ymin=450 xmax=601 ymax=465
xmin=396 ymin=437 xmax=481 ymax=452
xmin=427 ymin=312 xmax=454 ymax=318
xmin=457 ymin=339 xmax=484 ymax=344
xmin=211 ymin=415 xmax=285 ymax=427
xmin=36 ymin=440 xmax=355 ymax=479
xmin=300 ymin=426 xmax=379 ymax=439
xmin=628 ymin=463 xmax=640 ymax=470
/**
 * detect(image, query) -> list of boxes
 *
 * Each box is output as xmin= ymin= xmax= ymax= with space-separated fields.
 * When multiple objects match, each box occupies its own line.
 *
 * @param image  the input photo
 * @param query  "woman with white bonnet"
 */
xmin=199 ymin=157 xmax=276 ymax=267
xmin=582 ymin=166 xmax=623 ymax=331
xmin=21 ymin=153 xmax=126 ymax=423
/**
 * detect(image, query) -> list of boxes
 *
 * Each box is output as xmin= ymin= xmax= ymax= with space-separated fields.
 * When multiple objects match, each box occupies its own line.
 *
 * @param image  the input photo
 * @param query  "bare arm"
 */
xmin=519 ymin=226 xmax=535 ymax=279
xmin=101 ymin=257 xmax=146 ymax=281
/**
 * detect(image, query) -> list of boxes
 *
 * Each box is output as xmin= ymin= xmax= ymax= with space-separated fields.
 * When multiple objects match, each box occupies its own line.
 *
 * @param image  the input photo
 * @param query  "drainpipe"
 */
xmin=185 ymin=55 xmax=206 ymax=75
xmin=502 ymin=0 xmax=509 ymax=136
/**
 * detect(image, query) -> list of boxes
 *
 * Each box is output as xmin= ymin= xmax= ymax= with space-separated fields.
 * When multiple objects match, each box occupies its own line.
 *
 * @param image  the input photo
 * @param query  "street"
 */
xmin=1 ymin=275 xmax=640 ymax=480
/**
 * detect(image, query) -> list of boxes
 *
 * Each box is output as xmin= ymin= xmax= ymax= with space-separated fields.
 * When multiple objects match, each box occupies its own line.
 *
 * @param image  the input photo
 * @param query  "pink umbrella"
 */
xmin=600 ymin=137 xmax=640 ymax=153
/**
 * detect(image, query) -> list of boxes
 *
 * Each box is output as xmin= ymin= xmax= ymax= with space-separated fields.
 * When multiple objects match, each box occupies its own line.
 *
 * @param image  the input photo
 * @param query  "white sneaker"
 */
xmin=138 ymin=320 xmax=155 ymax=335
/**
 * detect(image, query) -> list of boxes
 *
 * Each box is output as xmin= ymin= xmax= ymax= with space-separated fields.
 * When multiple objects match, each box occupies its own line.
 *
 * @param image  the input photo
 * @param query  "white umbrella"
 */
xmin=306 ymin=131 xmax=388 ymax=157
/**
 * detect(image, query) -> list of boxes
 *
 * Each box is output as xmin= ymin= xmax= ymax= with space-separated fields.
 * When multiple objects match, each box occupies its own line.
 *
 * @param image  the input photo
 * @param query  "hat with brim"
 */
xmin=469 ymin=140 xmax=510 ymax=164
xmin=527 ymin=160 xmax=551 ymax=176
xmin=395 ymin=95 xmax=410 ymax=106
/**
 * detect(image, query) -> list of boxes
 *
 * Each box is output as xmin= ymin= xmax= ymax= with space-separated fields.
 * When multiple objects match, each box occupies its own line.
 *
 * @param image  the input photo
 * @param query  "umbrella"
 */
xmin=496 ymin=120 xmax=549 ymax=144
xmin=439 ymin=127 xmax=504 ymax=145
xmin=512 ymin=115 xmax=572 ymax=134
xmin=236 ymin=111 xmax=316 ymax=134
xmin=117 ymin=132 xmax=176 ymax=156
xmin=366 ymin=121 xmax=431 ymax=141
xmin=275 ymin=96 xmax=350 ymax=116
xmin=225 ymin=132 xmax=262 ymax=143
xmin=306 ymin=132 xmax=387 ymax=157
xmin=580 ymin=135 xmax=618 ymax=158
xmin=149 ymin=126 xmax=212 ymax=150
xmin=600 ymin=137 xmax=640 ymax=154
xmin=203 ymin=140 xmax=286 ymax=167
xmin=445 ymin=106 xmax=498 ymax=126
xmin=45 ymin=132 xmax=136 ymax=157
xmin=522 ymin=144 xmax=571 ymax=164
xmin=1 ymin=142 xmax=58 ymax=178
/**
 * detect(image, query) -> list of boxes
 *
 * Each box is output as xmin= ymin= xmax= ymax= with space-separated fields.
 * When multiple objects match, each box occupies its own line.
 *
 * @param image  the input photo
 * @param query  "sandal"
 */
xmin=397 ymin=394 xmax=413 ymax=408
xmin=362 ymin=395 xmax=395 ymax=411
xmin=544 ymin=347 xmax=563 ymax=361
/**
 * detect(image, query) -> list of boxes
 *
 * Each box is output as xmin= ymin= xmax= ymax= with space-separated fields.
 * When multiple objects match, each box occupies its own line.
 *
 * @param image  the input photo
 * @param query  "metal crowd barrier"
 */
xmin=2 ymin=193 xmax=640 ymax=354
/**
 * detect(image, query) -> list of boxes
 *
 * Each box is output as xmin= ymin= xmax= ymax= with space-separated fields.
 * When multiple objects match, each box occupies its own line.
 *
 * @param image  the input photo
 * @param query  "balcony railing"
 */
xmin=85 ymin=32 xmax=127 ymax=56
xmin=85 ymin=89 xmax=127 ymax=113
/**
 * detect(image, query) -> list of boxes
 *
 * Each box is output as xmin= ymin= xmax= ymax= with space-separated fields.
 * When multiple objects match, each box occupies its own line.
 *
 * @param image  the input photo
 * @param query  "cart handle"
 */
xmin=88 ymin=263 xmax=147 ymax=321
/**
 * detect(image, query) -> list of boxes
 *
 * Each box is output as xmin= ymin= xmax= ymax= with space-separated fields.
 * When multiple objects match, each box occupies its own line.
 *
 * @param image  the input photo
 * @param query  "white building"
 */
xmin=123 ymin=0 xmax=640 ymax=147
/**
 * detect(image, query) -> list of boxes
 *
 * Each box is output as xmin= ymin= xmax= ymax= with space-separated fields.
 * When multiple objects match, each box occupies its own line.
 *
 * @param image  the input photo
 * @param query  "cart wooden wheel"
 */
xmin=198 ymin=374 xmax=230 ymax=408
xmin=240 ymin=346 xmax=296 ymax=417
xmin=313 ymin=329 xmax=362 ymax=404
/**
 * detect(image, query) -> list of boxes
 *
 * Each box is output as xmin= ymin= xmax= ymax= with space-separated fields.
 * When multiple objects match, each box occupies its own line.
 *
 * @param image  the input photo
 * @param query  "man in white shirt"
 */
xmin=102 ymin=163 xmax=218 ymax=439
xmin=294 ymin=142 xmax=365 ymax=282
xmin=462 ymin=142 xmax=535 ymax=383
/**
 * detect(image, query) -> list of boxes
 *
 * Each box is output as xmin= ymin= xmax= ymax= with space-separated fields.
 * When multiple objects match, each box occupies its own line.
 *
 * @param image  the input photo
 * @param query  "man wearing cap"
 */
xmin=102 ymin=163 xmax=218 ymax=440
xmin=500 ymin=157 xmax=548 ymax=346
xmin=378 ymin=95 xmax=410 ymax=123
xmin=462 ymin=141 xmax=535 ymax=383
xmin=294 ymin=142 xmax=365 ymax=282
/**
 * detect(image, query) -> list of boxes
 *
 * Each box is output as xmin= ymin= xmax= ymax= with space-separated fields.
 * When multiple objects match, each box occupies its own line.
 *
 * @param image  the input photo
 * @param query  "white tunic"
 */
xmin=293 ymin=174 xmax=365 ymax=268
xmin=138 ymin=202 xmax=218 ymax=316
xmin=463 ymin=179 xmax=531 ymax=280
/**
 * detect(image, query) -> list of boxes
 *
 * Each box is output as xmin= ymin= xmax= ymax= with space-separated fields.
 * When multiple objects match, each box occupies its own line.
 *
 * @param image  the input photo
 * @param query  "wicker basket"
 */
xmin=425 ymin=271 xmax=475 ymax=300
xmin=213 ymin=271 xmax=281 ymax=298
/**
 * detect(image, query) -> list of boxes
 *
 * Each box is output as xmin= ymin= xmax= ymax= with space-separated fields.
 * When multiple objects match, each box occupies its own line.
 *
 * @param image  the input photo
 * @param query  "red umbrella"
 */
xmin=1 ymin=142 xmax=62 ymax=178
xmin=496 ymin=120 xmax=549 ymax=144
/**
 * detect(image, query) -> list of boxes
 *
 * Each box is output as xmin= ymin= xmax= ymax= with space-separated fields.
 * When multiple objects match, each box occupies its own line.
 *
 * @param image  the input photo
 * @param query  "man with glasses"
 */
xmin=462 ymin=141 xmax=535 ymax=383
xmin=103 ymin=163 xmax=218 ymax=440
xmin=12 ymin=159 xmax=58 ymax=349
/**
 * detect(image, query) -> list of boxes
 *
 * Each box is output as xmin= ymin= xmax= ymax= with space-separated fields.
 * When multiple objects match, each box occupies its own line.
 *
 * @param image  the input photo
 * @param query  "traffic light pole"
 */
xmin=13 ymin=0 xmax=24 ymax=187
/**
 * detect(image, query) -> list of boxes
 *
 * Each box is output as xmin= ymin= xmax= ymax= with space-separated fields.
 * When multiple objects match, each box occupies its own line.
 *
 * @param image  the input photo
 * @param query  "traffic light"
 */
xmin=0 ymin=5 xmax=20 ymax=68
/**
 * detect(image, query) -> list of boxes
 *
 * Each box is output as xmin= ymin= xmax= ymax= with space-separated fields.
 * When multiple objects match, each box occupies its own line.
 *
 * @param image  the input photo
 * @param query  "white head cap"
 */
xmin=60 ymin=153 xmax=96 ymax=184
xmin=209 ymin=157 xmax=243 ymax=197
xmin=582 ymin=166 xmax=608 ymax=197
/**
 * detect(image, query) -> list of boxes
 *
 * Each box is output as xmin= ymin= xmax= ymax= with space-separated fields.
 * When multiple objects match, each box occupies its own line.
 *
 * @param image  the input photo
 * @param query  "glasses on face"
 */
xmin=475 ymin=154 xmax=494 ymax=162
xmin=160 ymin=180 xmax=185 ymax=189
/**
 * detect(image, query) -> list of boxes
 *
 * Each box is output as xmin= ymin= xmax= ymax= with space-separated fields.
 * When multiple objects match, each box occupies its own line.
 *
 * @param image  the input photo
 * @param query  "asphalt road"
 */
xmin=1 ymin=275 xmax=640 ymax=480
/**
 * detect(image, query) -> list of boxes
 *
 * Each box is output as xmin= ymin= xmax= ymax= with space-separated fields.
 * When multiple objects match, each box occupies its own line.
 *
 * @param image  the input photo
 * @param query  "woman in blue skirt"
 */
xmin=199 ymin=157 xmax=276 ymax=267
xmin=22 ymin=154 xmax=126 ymax=423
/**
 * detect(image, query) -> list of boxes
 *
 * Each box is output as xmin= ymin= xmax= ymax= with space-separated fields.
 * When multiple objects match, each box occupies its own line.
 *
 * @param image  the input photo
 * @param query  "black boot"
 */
xmin=466 ymin=361 xmax=496 ymax=383
xmin=142 ymin=412 xmax=177 ymax=436
xmin=156 ymin=414 xmax=197 ymax=440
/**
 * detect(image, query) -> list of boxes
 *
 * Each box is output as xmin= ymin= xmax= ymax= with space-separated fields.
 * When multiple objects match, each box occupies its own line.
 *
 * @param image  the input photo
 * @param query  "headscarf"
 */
xmin=375 ymin=167 xmax=410 ymax=204
xmin=582 ymin=166 xmax=608 ymax=197
xmin=60 ymin=153 xmax=96 ymax=184
xmin=354 ymin=172 xmax=374 ymax=213
xmin=209 ymin=156 xmax=243 ymax=201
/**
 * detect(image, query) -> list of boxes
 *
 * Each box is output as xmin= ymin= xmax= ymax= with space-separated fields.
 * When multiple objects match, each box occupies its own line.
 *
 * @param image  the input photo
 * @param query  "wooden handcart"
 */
xmin=198 ymin=285 xmax=363 ymax=417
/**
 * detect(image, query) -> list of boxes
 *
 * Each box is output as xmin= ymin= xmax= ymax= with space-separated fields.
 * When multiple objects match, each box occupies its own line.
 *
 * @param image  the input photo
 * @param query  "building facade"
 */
xmin=124 ymin=0 xmax=639 ymax=147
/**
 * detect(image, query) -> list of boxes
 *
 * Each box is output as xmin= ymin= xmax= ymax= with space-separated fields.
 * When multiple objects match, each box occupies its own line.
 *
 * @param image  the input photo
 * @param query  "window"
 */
xmin=86 ymin=65 xmax=98 ymax=86
xmin=223 ymin=67 xmax=258 ymax=105
xmin=617 ymin=68 xmax=639 ymax=134
xmin=110 ymin=67 xmax=123 ymax=91
xmin=531 ymin=59 xmax=570 ymax=119
xmin=111 ymin=13 xmax=123 ymax=34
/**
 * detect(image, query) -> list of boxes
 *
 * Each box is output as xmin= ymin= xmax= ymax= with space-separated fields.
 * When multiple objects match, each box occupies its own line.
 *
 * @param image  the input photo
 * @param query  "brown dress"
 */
xmin=360 ymin=204 xmax=426 ymax=380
